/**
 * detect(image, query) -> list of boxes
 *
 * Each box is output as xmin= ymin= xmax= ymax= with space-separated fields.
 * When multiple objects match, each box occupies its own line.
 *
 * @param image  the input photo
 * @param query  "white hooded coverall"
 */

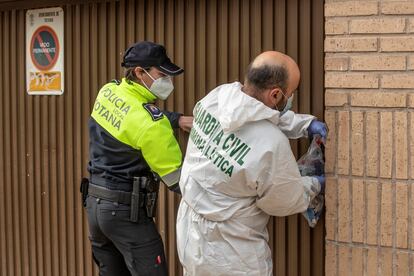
xmin=176 ymin=82 xmax=321 ymax=276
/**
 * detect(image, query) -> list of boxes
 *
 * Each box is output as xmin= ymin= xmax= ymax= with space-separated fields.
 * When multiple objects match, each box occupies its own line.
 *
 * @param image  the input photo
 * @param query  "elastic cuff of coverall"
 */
xmin=304 ymin=117 xmax=316 ymax=138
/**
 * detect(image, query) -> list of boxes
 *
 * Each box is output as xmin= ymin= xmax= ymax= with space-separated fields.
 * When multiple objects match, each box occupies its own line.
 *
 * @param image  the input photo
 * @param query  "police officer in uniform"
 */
xmin=83 ymin=41 xmax=190 ymax=276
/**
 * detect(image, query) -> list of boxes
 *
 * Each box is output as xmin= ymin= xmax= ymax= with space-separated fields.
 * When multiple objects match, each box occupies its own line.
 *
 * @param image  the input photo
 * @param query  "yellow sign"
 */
xmin=28 ymin=71 xmax=61 ymax=92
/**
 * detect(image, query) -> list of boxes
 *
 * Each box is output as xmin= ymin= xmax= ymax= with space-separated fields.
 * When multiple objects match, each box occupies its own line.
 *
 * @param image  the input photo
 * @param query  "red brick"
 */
xmin=381 ymin=2 xmax=414 ymax=14
xmin=380 ymin=112 xmax=392 ymax=178
xmin=411 ymin=185 xmax=414 ymax=250
xmin=381 ymin=36 xmax=414 ymax=52
xmin=326 ymin=243 xmax=337 ymax=276
xmin=408 ymin=18 xmax=414 ymax=33
xmin=352 ymin=179 xmax=365 ymax=242
xmin=338 ymin=245 xmax=350 ymax=276
xmin=366 ymin=180 xmax=378 ymax=245
xmin=337 ymin=112 xmax=350 ymax=175
xmin=379 ymin=248 xmax=393 ymax=276
xmin=325 ymin=90 xmax=348 ymax=107
xmin=326 ymin=73 xmax=379 ymax=89
xmin=412 ymin=254 xmax=414 ymax=275
xmin=325 ymin=110 xmax=336 ymax=174
xmin=325 ymin=56 xmax=349 ymax=71
xmin=351 ymin=112 xmax=364 ymax=176
xmin=350 ymin=55 xmax=406 ymax=71
xmin=411 ymin=112 xmax=414 ymax=179
xmin=366 ymin=112 xmax=379 ymax=177
xmin=325 ymin=177 xmax=337 ymax=241
xmin=367 ymin=247 xmax=378 ymax=276
xmin=395 ymin=112 xmax=408 ymax=179
xmin=408 ymin=55 xmax=414 ymax=71
xmin=351 ymin=92 xmax=406 ymax=107
xmin=326 ymin=1 xmax=378 ymax=16
xmin=338 ymin=178 xmax=351 ymax=242
xmin=396 ymin=182 xmax=408 ymax=249
xmin=396 ymin=251 xmax=409 ymax=276
xmin=350 ymin=18 xmax=405 ymax=34
xmin=326 ymin=19 xmax=348 ymax=35
xmin=382 ymin=73 xmax=414 ymax=89
xmin=351 ymin=247 xmax=363 ymax=276
xmin=326 ymin=37 xmax=378 ymax=52
xmin=380 ymin=181 xmax=393 ymax=247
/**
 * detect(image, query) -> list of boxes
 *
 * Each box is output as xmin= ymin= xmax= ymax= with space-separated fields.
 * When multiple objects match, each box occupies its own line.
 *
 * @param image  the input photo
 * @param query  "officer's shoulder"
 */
xmin=110 ymin=79 xmax=121 ymax=85
xmin=141 ymin=103 xmax=164 ymax=122
xmin=99 ymin=80 xmax=118 ymax=91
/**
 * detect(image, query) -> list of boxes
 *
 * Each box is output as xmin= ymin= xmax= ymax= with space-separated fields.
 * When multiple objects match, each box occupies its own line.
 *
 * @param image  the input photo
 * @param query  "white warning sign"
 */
xmin=26 ymin=7 xmax=64 ymax=95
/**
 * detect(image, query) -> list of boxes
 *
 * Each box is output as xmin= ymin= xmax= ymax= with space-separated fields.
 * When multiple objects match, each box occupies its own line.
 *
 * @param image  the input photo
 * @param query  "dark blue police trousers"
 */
xmin=85 ymin=195 xmax=168 ymax=276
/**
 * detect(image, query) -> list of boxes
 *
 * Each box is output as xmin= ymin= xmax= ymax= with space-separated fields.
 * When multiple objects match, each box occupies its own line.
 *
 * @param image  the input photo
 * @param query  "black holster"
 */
xmin=130 ymin=177 xmax=144 ymax=222
xmin=80 ymin=178 xmax=89 ymax=207
xmin=145 ymin=178 xmax=160 ymax=218
xmin=130 ymin=176 xmax=160 ymax=221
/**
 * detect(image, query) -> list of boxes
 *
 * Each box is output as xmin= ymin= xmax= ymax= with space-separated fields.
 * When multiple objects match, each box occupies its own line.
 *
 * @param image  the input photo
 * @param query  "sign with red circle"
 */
xmin=26 ymin=7 xmax=64 ymax=95
xmin=30 ymin=26 xmax=59 ymax=71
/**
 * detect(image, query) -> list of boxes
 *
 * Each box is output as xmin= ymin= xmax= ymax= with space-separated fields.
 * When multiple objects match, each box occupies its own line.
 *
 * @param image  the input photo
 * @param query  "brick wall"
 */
xmin=324 ymin=1 xmax=414 ymax=275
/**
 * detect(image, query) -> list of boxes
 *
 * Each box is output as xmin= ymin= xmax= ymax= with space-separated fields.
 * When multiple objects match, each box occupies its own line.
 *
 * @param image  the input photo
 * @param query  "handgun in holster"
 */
xmin=130 ymin=176 xmax=144 ymax=222
xmin=80 ymin=178 xmax=89 ymax=207
xmin=145 ymin=177 xmax=160 ymax=218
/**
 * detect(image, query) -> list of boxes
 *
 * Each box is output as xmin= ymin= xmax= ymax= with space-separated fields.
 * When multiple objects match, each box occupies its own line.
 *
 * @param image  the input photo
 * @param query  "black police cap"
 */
xmin=121 ymin=41 xmax=184 ymax=76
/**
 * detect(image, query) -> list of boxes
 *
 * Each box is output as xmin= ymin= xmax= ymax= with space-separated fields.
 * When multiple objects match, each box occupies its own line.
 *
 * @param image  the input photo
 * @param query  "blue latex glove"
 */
xmin=308 ymin=120 xmax=328 ymax=141
xmin=314 ymin=175 xmax=325 ymax=193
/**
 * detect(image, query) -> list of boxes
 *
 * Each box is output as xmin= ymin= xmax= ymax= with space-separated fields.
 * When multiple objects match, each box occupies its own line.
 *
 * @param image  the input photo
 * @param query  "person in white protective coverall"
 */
xmin=176 ymin=51 xmax=327 ymax=276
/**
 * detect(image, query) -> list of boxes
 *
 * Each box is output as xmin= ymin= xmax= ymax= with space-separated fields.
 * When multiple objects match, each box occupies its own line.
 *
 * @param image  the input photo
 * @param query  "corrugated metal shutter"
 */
xmin=0 ymin=0 xmax=324 ymax=275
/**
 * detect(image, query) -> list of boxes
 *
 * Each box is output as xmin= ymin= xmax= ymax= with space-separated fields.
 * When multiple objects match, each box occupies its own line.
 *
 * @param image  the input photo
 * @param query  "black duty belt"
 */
xmin=88 ymin=183 xmax=143 ymax=205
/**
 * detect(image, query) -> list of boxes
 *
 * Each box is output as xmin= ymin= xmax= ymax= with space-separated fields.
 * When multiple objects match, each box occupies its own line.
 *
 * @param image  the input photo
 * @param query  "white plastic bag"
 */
xmin=297 ymin=135 xmax=324 ymax=228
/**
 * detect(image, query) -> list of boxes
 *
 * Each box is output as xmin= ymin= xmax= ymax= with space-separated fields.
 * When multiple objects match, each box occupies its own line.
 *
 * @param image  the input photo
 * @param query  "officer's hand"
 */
xmin=179 ymin=116 xmax=193 ymax=133
xmin=314 ymin=175 xmax=325 ymax=193
xmin=307 ymin=120 xmax=328 ymax=142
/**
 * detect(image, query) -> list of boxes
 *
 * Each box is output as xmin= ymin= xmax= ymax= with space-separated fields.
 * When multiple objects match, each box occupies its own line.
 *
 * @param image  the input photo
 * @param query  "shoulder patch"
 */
xmin=143 ymin=103 xmax=164 ymax=121
xmin=111 ymin=79 xmax=121 ymax=85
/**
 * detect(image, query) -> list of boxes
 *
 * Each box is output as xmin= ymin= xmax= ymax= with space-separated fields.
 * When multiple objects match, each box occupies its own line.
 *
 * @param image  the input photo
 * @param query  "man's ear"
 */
xmin=269 ymin=88 xmax=283 ymax=104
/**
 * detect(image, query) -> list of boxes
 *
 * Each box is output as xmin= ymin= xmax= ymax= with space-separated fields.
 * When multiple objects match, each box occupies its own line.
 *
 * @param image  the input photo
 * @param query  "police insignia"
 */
xmin=143 ymin=103 xmax=164 ymax=121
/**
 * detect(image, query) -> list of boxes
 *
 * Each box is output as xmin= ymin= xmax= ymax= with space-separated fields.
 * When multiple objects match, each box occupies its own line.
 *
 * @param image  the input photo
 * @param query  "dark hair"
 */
xmin=245 ymin=63 xmax=288 ymax=93
xmin=124 ymin=67 xmax=152 ymax=83
xmin=124 ymin=67 xmax=138 ymax=82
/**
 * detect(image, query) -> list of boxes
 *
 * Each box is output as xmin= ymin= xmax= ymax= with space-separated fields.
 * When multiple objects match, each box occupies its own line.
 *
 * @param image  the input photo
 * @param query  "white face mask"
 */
xmin=275 ymin=92 xmax=294 ymax=116
xmin=280 ymin=94 xmax=293 ymax=116
xmin=143 ymin=70 xmax=174 ymax=100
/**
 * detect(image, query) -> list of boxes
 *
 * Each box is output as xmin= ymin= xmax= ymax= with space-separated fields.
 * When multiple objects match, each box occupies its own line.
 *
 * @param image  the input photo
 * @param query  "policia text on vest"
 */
xmin=92 ymin=87 xmax=130 ymax=131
